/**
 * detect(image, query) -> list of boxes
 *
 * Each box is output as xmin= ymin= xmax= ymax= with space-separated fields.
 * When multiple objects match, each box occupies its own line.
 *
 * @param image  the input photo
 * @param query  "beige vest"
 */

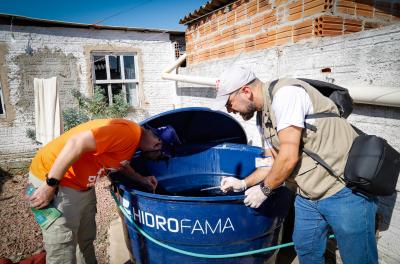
xmin=259 ymin=78 xmax=358 ymax=199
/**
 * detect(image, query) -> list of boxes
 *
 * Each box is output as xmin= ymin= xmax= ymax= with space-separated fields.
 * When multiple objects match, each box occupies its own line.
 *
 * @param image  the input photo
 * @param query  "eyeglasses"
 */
xmin=225 ymin=89 xmax=241 ymax=109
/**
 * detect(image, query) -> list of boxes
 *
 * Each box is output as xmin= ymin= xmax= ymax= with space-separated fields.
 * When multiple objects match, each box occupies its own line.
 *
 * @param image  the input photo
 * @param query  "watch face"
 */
xmin=260 ymin=183 xmax=271 ymax=196
xmin=46 ymin=177 xmax=59 ymax=186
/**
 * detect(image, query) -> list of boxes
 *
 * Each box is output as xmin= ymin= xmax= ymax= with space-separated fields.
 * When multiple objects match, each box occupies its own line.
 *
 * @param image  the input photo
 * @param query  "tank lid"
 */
xmin=140 ymin=107 xmax=247 ymax=145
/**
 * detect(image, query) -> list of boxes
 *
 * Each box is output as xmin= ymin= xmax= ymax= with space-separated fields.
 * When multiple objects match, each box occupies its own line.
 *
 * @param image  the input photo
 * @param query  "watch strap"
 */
xmin=45 ymin=174 xmax=60 ymax=187
xmin=260 ymin=182 xmax=272 ymax=196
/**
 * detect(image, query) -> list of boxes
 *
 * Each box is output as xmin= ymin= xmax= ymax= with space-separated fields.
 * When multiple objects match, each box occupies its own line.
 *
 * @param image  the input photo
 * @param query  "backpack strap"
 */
xmin=304 ymin=113 xmax=341 ymax=132
xmin=268 ymin=80 xmax=279 ymax=99
xmin=351 ymin=125 xmax=366 ymax=136
xmin=305 ymin=112 xmax=340 ymax=119
xmin=302 ymin=148 xmax=338 ymax=177
xmin=268 ymin=80 xmax=340 ymax=132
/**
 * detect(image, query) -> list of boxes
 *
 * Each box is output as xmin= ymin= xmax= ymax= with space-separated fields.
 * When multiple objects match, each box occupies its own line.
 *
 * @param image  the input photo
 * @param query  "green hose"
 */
xmin=110 ymin=189 xmax=335 ymax=259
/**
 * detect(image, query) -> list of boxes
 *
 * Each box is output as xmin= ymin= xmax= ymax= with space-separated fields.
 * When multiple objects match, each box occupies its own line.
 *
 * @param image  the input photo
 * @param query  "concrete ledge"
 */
xmin=108 ymin=217 xmax=131 ymax=264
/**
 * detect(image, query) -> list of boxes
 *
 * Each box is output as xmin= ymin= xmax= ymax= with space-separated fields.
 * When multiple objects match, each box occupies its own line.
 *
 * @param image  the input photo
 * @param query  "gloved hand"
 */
xmin=220 ymin=176 xmax=247 ymax=193
xmin=244 ymin=185 xmax=269 ymax=208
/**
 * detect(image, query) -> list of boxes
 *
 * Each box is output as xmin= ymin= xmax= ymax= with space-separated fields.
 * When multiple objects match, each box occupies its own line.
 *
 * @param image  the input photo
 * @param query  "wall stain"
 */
xmin=14 ymin=47 xmax=80 ymax=119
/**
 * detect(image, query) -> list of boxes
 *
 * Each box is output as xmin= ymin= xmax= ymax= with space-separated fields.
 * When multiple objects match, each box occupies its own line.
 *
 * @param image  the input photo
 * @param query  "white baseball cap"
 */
xmin=213 ymin=65 xmax=256 ymax=110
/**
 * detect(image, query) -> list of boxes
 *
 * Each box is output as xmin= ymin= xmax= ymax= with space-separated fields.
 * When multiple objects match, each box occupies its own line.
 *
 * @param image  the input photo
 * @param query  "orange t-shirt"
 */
xmin=30 ymin=119 xmax=142 ymax=190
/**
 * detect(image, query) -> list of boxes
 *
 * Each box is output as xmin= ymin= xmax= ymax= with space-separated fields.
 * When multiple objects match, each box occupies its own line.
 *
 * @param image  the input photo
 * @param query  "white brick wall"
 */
xmin=0 ymin=25 xmax=179 ymax=171
xmin=176 ymin=24 xmax=400 ymax=263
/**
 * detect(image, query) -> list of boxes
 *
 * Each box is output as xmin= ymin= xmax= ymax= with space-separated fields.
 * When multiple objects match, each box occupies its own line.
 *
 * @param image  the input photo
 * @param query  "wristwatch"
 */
xmin=260 ymin=182 xmax=272 ymax=197
xmin=45 ymin=174 xmax=60 ymax=187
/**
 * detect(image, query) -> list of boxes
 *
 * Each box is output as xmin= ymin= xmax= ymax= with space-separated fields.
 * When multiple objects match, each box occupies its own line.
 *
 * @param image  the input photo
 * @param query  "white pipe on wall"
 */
xmin=162 ymin=54 xmax=400 ymax=108
xmin=163 ymin=53 xmax=188 ymax=74
xmin=347 ymin=86 xmax=400 ymax=108
xmin=162 ymin=73 xmax=217 ymax=86
xmin=161 ymin=54 xmax=217 ymax=87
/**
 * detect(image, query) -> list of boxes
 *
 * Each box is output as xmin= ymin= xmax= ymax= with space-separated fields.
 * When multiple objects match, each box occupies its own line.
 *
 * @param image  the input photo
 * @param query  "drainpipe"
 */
xmin=345 ymin=86 xmax=400 ymax=108
xmin=161 ymin=54 xmax=400 ymax=108
xmin=161 ymin=54 xmax=217 ymax=86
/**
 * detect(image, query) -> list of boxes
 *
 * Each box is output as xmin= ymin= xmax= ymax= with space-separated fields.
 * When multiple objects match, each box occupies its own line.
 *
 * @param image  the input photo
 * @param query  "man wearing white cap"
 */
xmin=217 ymin=66 xmax=378 ymax=264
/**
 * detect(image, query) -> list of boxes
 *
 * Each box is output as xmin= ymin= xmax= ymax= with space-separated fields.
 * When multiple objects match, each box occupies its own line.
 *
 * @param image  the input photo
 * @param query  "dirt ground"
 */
xmin=0 ymin=172 xmax=341 ymax=264
xmin=0 ymin=172 xmax=118 ymax=263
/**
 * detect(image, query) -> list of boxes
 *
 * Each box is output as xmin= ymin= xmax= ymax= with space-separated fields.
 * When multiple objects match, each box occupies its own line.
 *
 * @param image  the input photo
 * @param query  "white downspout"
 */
xmin=162 ymin=54 xmax=400 ymax=108
xmin=346 ymin=86 xmax=400 ymax=108
xmin=161 ymin=54 xmax=217 ymax=86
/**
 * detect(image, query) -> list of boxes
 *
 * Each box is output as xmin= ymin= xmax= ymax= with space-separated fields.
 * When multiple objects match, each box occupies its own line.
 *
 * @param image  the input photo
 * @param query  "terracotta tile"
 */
xmin=293 ymin=33 xmax=314 ymax=42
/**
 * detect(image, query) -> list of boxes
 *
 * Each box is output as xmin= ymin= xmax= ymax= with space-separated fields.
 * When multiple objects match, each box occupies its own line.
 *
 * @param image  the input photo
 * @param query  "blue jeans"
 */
xmin=293 ymin=187 xmax=378 ymax=264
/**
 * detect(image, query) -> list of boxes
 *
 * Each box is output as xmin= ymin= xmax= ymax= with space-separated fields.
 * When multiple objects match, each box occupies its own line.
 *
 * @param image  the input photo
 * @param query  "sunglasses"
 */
xmin=225 ymin=89 xmax=241 ymax=109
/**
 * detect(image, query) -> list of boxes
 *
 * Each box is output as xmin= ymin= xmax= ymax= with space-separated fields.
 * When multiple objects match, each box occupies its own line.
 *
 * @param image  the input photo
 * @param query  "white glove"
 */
xmin=244 ymin=185 xmax=269 ymax=208
xmin=220 ymin=176 xmax=247 ymax=193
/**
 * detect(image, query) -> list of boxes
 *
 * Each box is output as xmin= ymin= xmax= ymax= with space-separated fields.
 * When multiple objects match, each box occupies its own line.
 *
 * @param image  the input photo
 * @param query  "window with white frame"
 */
xmin=92 ymin=53 xmax=139 ymax=107
xmin=0 ymin=82 xmax=5 ymax=117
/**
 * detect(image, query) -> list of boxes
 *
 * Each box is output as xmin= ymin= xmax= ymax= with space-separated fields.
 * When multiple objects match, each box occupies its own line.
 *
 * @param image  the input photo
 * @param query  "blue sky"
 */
xmin=0 ymin=0 xmax=206 ymax=31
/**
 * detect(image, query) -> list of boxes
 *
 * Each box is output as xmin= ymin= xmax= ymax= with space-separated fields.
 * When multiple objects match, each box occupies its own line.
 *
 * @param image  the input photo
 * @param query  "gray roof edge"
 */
xmin=179 ymin=0 xmax=233 ymax=25
xmin=0 ymin=13 xmax=184 ymax=35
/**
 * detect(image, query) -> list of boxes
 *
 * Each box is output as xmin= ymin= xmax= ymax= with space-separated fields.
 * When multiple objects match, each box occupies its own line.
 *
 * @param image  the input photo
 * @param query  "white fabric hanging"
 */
xmin=34 ymin=77 xmax=62 ymax=144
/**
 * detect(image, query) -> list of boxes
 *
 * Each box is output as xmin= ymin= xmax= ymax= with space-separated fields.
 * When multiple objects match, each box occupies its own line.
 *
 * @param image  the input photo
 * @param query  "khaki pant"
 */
xmin=29 ymin=173 xmax=97 ymax=264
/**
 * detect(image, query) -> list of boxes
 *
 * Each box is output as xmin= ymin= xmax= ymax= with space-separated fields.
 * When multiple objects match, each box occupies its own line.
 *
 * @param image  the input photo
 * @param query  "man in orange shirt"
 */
xmin=27 ymin=119 xmax=180 ymax=264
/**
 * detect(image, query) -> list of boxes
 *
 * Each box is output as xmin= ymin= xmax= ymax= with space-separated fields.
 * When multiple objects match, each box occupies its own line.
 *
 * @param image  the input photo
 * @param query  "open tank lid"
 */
xmin=140 ymin=107 xmax=247 ymax=145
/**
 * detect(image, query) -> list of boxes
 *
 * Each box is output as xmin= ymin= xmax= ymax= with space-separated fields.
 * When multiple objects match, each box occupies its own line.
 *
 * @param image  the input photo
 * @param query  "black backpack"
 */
xmin=269 ymin=79 xmax=400 ymax=197
xmin=298 ymin=78 xmax=353 ymax=118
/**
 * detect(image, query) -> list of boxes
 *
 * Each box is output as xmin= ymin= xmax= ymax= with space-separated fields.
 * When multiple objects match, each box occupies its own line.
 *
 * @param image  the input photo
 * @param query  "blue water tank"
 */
xmin=111 ymin=107 xmax=291 ymax=264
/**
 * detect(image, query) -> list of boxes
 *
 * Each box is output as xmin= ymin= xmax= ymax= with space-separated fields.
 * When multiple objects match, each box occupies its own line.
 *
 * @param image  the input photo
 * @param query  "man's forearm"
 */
xmin=48 ymin=139 xmax=85 ymax=180
xmin=264 ymin=151 xmax=298 ymax=189
xmin=263 ymin=126 xmax=302 ymax=189
xmin=243 ymin=148 xmax=275 ymax=188
xmin=244 ymin=151 xmax=297 ymax=190
xmin=120 ymin=164 xmax=146 ymax=184
xmin=48 ymin=131 xmax=97 ymax=181
xmin=244 ymin=167 xmax=271 ymax=187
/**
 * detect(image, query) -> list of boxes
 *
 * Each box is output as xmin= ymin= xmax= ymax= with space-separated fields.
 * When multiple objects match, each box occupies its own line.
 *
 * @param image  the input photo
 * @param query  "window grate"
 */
xmin=92 ymin=53 xmax=139 ymax=107
xmin=174 ymin=41 xmax=186 ymax=59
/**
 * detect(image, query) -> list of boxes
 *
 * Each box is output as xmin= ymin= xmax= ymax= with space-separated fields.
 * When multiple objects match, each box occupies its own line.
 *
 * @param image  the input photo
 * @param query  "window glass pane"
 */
xmin=0 ymin=94 xmax=3 ymax=115
xmin=124 ymin=56 xmax=136 ymax=79
xmin=95 ymin=84 xmax=110 ymax=104
xmin=94 ymin=56 xmax=107 ymax=80
xmin=0 ymin=84 xmax=4 ymax=115
xmin=109 ymin=55 xmax=121 ymax=80
xmin=126 ymin=83 xmax=138 ymax=106
xmin=111 ymin=84 xmax=123 ymax=103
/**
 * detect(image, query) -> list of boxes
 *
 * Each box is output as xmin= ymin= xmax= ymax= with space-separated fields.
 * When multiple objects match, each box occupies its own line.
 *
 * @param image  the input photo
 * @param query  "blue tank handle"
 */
xmin=110 ymin=188 xmax=335 ymax=259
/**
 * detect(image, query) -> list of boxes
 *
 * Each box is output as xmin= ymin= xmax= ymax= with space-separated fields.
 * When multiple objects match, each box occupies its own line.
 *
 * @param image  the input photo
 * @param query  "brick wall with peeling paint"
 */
xmin=0 ymin=25 xmax=180 ymax=172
